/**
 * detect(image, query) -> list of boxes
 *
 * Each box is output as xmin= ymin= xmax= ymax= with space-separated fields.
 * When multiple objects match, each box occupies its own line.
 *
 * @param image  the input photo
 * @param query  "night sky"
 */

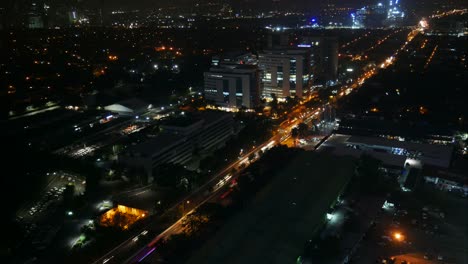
xmin=78 ymin=0 xmax=373 ymax=10
xmin=0 ymin=0 xmax=377 ymax=11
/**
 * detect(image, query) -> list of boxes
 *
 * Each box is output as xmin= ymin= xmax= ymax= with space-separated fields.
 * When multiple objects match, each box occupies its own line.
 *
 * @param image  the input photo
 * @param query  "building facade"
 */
xmin=119 ymin=133 xmax=194 ymax=182
xmin=258 ymin=49 xmax=313 ymax=99
xmin=298 ymin=36 xmax=338 ymax=84
xmin=204 ymin=65 xmax=261 ymax=109
xmin=120 ymin=111 xmax=236 ymax=181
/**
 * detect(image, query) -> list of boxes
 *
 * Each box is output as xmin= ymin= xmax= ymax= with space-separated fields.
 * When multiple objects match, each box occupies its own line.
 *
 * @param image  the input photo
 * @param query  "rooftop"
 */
xmin=195 ymin=111 xmax=233 ymax=126
xmin=337 ymin=117 xmax=453 ymax=140
xmin=319 ymin=134 xmax=454 ymax=168
xmin=160 ymin=116 xmax=202 ymax=128
xmin=126 ymin=133 xmax=188 ymax=157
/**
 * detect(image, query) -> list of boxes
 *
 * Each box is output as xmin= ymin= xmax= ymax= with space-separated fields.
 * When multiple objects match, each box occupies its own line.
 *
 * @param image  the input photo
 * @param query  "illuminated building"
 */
xmin=352 ymin=3 xmax=387 ymax=28
xmin=27 ymin=2 xmax=45 ymax=29
xmin=119 ymin=133 xmax=194 ymax=182
xmin=204 ymin=65 xmax=261 ymax=109
xmin=320 ymin=1 xmax=354 ymax=27
xmin=99 ymin=205 xmax=148 ymax=230
xmin=206 ymin=52 xmax=261 ymax=109
xmin=258 ymin=48 xmax=313 ymax=99
xmin=120 ymin=112 xmax=235 ymax=181
xmin=104 ymin=98 xmax=152 ymax=116
xmin=298 ymin=36 xmax=338 ymax=84
xmin=352 ymin=0 xmax=406 ymax=28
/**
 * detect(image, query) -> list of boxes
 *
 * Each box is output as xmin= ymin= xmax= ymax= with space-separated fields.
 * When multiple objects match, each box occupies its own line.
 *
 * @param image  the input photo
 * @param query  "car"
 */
xmin=423 ymin=253 xmax=432 ymax=260
xmin=381 ymin=236 xmax=393 ymax=242
xmin=437 ymin=255 xmax=443 ymax=261
xmin=102 ymin=256 xmax=114 ymax=263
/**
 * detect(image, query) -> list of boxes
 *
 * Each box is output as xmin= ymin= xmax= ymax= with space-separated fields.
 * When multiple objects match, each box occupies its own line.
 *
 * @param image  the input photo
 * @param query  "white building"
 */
xmin=120 ymin=111 xmax=236 ymax=181
xmin=119 ymin=133 xmax=193 ymax=182
xmin=104 ymin=98 xmax=152 ymax=116
xmin=258 ymin=49 xmax=313 ymax=99
xmin=204 ymin=65 xmax=261 ymax=109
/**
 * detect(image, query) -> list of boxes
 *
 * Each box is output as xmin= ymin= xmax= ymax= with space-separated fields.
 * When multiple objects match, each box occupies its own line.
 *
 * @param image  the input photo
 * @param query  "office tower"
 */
xmin=259 ymin=48 xmax=313 ymax=99
xmin=299 ymin=36 xmax=338 ymax=84
xmin=204 ymin=64 xmax=262 ymax=109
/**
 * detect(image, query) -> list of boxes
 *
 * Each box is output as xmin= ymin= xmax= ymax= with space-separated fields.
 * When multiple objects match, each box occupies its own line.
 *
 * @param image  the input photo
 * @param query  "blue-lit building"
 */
xmin=352 ymin=0 xmax=405 ymax=28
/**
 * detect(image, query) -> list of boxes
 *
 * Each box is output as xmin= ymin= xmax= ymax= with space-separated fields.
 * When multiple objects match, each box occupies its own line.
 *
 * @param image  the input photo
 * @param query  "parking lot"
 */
xmin=15 ymin=171 xmax=86 ymax=249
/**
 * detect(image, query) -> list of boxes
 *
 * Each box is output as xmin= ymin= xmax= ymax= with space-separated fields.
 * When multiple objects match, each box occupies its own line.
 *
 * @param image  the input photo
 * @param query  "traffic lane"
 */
xmin=131 ymin=179 xmax=237 ymax=263
xmin=127 ymin=28 xmax=416 ymax=264
xmin=93 ymin=140 xmax=273 ymax=264
xmin=94 ymin=104 xmax=321 ymax=263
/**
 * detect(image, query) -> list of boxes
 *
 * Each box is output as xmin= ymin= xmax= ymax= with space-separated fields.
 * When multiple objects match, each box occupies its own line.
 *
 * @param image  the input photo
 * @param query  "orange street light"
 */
xmin=393 ymin=232 xmax=404 ymax=241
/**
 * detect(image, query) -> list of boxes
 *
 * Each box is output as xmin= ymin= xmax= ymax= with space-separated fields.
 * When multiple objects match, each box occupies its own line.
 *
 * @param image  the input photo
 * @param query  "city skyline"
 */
xmin=2 ymin=1 xmax=467 ymax=263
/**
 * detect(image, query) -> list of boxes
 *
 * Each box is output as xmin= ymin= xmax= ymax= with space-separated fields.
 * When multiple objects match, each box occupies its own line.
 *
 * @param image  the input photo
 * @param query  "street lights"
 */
xmin=393 ymin=232 xmax=404 ymax=242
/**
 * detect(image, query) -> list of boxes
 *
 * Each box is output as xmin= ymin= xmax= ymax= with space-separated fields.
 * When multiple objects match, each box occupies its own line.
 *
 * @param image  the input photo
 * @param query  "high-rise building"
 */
xmin=352 ymin=0 xmax=406 ymax=28
xmin=352 ymin=2 xmax=387 ymax=28
xmin=204 ymin=64 xmax=262 ymax=109
xmin=299 ymin=36 xmax=338 ymax=84
xmin=27 ymin=2 xmax=45 ymax=28
xmin=120 ymin=111 xmax=235 ymax=181
xmin=258 ymin=48 xmax=313 ymax=99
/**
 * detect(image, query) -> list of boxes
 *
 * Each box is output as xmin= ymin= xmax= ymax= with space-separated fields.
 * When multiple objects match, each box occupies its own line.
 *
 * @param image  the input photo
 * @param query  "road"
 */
xmin=92 ymin=27 xmax=422 ymax=264
xmin=112 ymin=107 xmax=329 ymax=264
xmin=93 ymin=132 xmax=284 ymax=264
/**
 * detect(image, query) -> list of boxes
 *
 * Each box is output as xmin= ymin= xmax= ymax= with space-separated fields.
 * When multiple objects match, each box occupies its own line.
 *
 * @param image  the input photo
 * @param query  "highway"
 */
xmin=93 ymin=103 xmax=332 ymax=264
xmin=92 ymin=27 xmax=422 ymax=264
xmin=93 ymin=129 xmax=286 ymax=264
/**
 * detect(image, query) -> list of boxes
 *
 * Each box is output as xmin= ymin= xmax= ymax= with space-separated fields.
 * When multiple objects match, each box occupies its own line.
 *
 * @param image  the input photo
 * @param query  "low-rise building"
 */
xmin=318 ymin=134 xmax=454 ymax=169
xmin=160 ymin=111 xmax=235 ymax=151
xmin=120 ymin=111 xmax=235 ymax=181
xmin=104 ymin=98 xmax=152 ymax=116
xmin=119 ymin=133 xmax=193 ymax=182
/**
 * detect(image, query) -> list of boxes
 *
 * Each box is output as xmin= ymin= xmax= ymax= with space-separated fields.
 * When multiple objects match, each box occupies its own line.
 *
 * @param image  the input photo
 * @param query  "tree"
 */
xmin=248 ymin=153 xmax=256 ymax=162
xmin=230 ymin=168 xmax=237 ymax=175
xmin=298 ymin=122 xmax=309 ymax=138
xmin=181 ymin=212 xmax=209 ymax=235
xmin=270 ymin=93 xmax=278 ymax=114
xmin=154 ymin=164 xmax=193 ymax=190
xmin=291 ymin=127 xmax=299 ymax=143
xmin=354 ymin=154 xmax=395 ymax=194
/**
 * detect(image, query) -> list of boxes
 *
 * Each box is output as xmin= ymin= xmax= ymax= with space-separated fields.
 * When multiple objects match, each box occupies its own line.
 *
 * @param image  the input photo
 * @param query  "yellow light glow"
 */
xmin=393 ymin=232 xmax=403 ymax=241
